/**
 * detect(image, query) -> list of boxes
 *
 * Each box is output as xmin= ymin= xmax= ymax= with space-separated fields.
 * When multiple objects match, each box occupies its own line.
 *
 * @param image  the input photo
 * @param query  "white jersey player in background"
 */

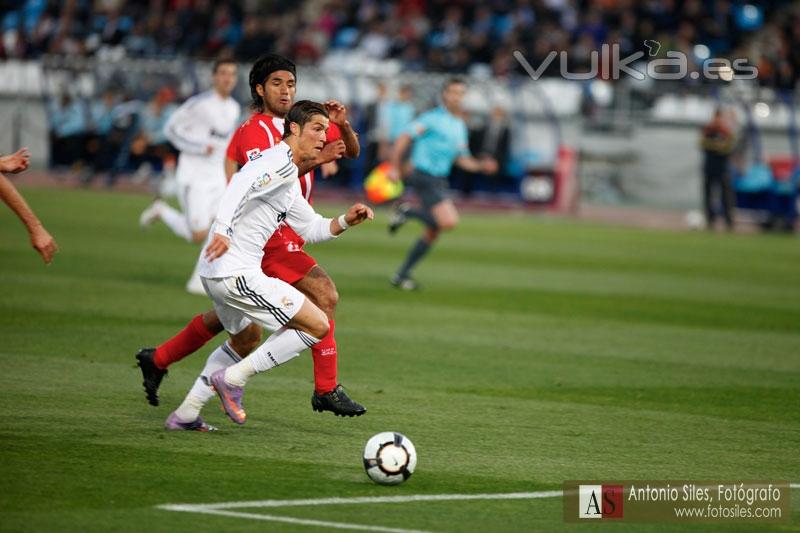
xmin=140 ymin=58 xmax=242 ymax=294
xmin=164 ymin=100 xmax=373 ymax=430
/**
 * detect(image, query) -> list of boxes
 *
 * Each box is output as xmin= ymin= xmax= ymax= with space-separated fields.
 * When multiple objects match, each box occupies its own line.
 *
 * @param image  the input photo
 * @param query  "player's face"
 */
xmin=297 ymin=114 xmax=329 ymax=160
xmin=259 ymin=71 xmax=296 ymax=118
xmin=442 ymin=82 xmax=466 ymax=113
xmin=213 ymin=63 xmax=238 ymax=97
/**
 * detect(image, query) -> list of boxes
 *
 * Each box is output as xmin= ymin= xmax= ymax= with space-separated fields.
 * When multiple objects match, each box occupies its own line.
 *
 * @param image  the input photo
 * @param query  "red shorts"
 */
xmin=260 ymin=224 xmax=317 ymax=285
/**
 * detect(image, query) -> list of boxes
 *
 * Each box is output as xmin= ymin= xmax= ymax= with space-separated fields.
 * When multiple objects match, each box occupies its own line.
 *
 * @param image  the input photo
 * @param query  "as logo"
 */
xmin=246 ymin=148 xmax=262 ymax=161
xmin=579 ymin=485 xmax=623 ymax=519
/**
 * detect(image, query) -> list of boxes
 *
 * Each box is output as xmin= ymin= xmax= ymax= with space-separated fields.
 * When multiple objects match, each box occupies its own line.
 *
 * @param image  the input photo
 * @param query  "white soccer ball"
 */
xmin=363 ymin=432 xmax=417 ymax=485
xmin=685 ymin=209 xmax=705 ymax=230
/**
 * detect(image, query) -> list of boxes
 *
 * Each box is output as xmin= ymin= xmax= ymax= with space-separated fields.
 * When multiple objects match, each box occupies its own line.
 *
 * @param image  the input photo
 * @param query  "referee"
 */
xmin=387 ymin=78 xmax=498 ymax=290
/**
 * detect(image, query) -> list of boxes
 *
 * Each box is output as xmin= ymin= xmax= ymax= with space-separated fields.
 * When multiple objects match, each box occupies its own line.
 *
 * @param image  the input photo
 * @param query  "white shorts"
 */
xmin=176 ymin=167 xmax=226 ymax=233
xmin=201 ymin=271 xmax=306 ymax=335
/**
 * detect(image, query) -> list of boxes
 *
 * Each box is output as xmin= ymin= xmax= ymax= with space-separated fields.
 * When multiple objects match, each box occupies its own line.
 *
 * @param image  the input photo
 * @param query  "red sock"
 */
xmin=311 ymin=319 xmax=338 ymax=394
xmin=153 ymin=314 xmax=217 ymax=369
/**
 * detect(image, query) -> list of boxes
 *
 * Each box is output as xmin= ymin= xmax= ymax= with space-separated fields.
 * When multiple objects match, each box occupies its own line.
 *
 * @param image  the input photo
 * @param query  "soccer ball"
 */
xmin=685 ymin=209 xmax=705 ymax=230
xmin=363 ymin=432 xmax=417 ymax=485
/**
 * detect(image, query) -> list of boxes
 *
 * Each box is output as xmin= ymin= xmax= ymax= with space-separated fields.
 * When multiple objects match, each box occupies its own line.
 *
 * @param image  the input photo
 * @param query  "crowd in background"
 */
xmin=46 ymin=86 xmax=180 ymax=186
xmin=2 ymin=0 xmax=799 ymax=89
xmin=44 ymin=76 xmax=517 ymax=195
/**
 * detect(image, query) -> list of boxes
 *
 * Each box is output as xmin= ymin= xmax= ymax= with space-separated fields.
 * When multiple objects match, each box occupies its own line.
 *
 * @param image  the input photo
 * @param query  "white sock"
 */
xmin=224 ymin=327 xmax=319 ymax=387
xmin=172 ymin=383 xmax=208 ymax=423
xmin=159 ymin=202 xmax=193 ymax=241
xmin=173 ymin=342 xmax=242 ymax=422
xmin=186 ymin=260 xmax=204 ymax=293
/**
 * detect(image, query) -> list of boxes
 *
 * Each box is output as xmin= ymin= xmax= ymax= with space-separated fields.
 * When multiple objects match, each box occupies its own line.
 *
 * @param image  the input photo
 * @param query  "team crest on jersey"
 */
xmin=246 ymin=148 xmax=262 ymax=161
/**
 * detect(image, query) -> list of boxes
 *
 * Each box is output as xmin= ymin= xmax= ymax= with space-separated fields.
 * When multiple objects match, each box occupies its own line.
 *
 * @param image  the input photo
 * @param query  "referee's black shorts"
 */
xmin=406 ymin=168 xmax=448 ymax=210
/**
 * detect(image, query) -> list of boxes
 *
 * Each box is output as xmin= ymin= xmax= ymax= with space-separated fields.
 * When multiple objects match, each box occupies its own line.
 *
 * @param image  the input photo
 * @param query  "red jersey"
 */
xmin=225 ymin=112 xmax=342 ymax=202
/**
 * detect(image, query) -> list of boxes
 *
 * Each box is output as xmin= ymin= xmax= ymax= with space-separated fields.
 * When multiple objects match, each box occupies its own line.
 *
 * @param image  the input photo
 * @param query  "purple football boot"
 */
xmin=164 ymin=411 xmax=217 ymax=432
xmin=210 ymin=369 xmax=246 ymax=425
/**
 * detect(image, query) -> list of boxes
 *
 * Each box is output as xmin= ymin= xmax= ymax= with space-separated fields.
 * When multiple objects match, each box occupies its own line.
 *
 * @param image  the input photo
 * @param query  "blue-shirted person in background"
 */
xmin=380 ymin=84 xmax=416 ymax=144
xmin=48 ymin=94 xmax=88 ymax=168
xmin=387 ymin=78 xmax=498 ymax=290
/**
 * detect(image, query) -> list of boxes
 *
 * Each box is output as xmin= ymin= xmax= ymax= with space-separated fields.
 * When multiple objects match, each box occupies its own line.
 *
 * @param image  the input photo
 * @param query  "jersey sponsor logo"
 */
xmin=246 ymin=148 xmax=262 ymax=161
xmin=287 ymin=242 xmax=301 ymax=253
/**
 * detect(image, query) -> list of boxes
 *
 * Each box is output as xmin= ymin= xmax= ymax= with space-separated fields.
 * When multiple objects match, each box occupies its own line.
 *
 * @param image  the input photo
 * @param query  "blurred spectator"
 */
xmin=700 ymin=107 xmax=737 ymax=230
xmin=358 ymin=19 xmax=391 ymax=59
xmin=82 ymin=88 xmax=120 ymax=181
xmin=452 ymin=106 xmax=512 ymax=196
xmin=105 ymin=93 xmax=144 ymax=186
xmin=129 ymin=87 xmax=178 ymax=182
xmin=364 ymin=81 xmax=389 ymax=172
xmin=179 ymin=1 xmax=213 ymax=55
xmin=377 ymin=84 xmax=417 ymax=160
xmin=204 ymin=3 xmax=241 ymax=56
xmin=123 ymin=20 xmax=157 ymax=57
xmin=235 ymin=17 xmax=273 ymax=61
xmin=472 ymin=106 xmax=512 ymax=192
xmin=360 ymin=82 xmax=415 ymax=181
xmin=48 ymin=94 xmax=87 ymax=169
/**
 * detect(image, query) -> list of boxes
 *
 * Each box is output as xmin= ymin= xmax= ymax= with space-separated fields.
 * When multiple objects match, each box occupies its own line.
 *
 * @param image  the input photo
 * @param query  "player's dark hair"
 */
xmin=249 ymin=53 xmax=297 ymax=111
xmin=442 ymin=77 xmax=466 ymax=92
xmin=212 ymin=57 xmax=237 ymax=74
xmin=283 ymin=100 xmax=329 ymax=138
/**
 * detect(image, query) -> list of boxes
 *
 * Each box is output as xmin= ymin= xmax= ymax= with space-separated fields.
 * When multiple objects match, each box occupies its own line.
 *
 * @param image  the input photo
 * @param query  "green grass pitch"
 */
xmin=1 ymin=187 xmax=799 ymax=532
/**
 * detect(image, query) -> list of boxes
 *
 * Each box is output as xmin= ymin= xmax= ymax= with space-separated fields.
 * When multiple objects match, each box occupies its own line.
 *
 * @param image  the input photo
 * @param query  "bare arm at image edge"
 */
xmin=0 ymin=173 xmax=59 ymax=264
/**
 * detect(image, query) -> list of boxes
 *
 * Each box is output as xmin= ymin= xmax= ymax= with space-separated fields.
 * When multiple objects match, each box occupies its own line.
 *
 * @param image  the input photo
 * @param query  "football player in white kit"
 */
xmin=164 ymin=100 xmax=373 ymax=429
xmin=139 ymin=58 xmax=242 ymax=295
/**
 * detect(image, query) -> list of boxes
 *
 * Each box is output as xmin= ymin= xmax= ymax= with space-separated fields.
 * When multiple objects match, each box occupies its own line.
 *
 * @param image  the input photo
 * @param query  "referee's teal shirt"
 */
xmin=405 ymin=106 xmax=470 ymax=178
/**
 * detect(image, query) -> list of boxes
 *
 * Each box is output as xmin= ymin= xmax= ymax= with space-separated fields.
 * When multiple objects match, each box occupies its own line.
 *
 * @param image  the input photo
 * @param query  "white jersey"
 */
xmin=164 ymin=89 xmax=241 ymax=184
xmin=198 ymin=141 xmax=336 ymax=279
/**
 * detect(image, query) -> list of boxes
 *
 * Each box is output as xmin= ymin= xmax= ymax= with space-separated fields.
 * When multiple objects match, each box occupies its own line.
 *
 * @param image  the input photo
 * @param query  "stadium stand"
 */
xmin=2 ymin=1 xmax=797 ymax=89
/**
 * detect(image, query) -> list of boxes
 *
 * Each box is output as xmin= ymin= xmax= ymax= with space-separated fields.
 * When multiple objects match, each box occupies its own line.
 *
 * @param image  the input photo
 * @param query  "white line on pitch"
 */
xmin=158 ymin=490 xmax=564 ymax=512
xmin=158 ymin=491 xmax=562 ymax=532
xmin=163 ymin=507 xmax=428 ymax=533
